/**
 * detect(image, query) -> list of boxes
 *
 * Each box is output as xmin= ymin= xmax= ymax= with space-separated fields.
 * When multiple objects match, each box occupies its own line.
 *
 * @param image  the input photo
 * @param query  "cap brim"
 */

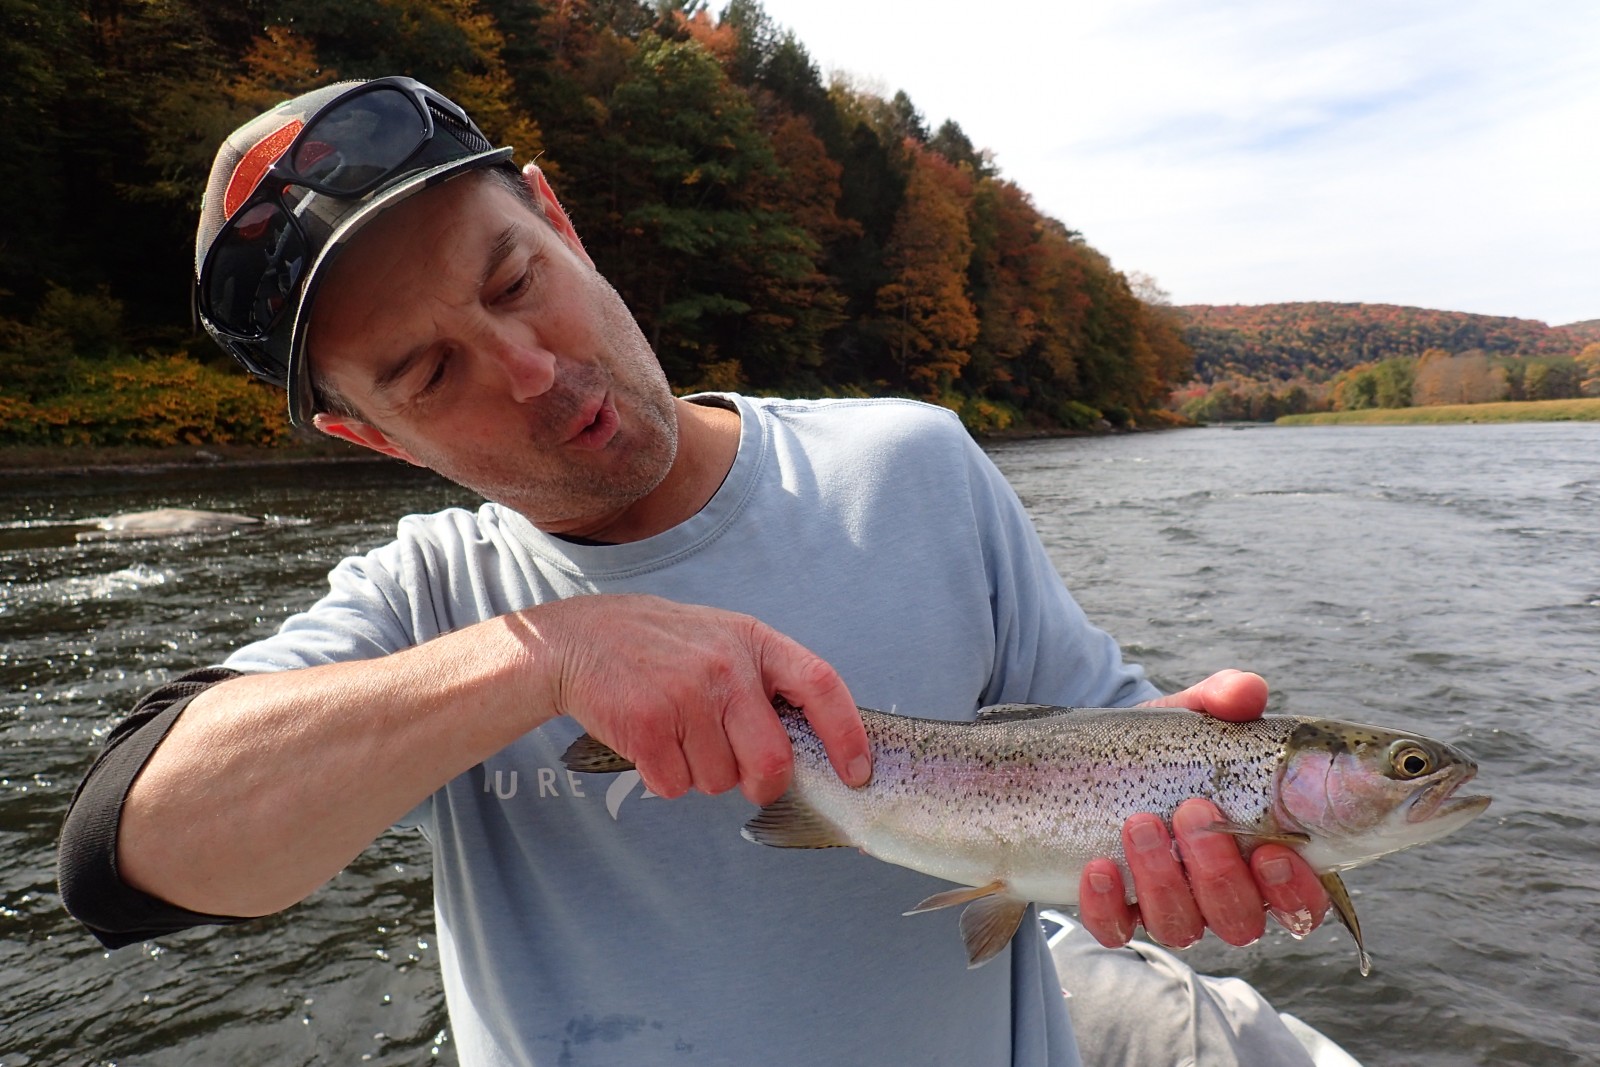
xmin=283 ymin=146 xmax=516 ymax=426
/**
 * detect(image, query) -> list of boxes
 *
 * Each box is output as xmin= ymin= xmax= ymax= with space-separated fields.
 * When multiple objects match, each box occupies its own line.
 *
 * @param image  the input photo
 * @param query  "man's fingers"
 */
xmin=761 ymin=635 xmax=870 ymax=789
xmin=1077 ymin=858 xmax=1138 ymax=947
xmin=632 ymin=733 xmax=692 ymax=800
xmin=1253 ymin=844 xmax=1330 ymax=937
xmin=1121 ymin=813 xmax=1204 ymax=948
xmin=679 ymin=705 xmax=743 ymax=797
xmin=1172 ymin=799 xmax=1266 ymax=947
xmin=721 ymin=696 xmax=796 ymax=806
xmin=1140 ymin=669 xmax=1268 ymax=722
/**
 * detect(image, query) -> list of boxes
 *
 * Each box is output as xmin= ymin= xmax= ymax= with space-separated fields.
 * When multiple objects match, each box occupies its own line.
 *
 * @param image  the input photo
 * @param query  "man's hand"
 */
xmin=1076 ymin=669 xmax=1331 ymax=949
xmin=522 ymin=594 xmax=871 ymax=806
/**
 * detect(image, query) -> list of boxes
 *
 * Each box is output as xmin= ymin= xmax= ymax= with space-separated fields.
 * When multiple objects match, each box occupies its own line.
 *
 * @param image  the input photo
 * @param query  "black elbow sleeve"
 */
xmin=57 ymin=667 xmax=251 ymax=948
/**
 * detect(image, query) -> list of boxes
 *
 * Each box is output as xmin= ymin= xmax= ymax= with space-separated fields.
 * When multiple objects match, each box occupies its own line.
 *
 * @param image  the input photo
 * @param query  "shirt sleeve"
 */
xmin=960 ymin=433 xmax=1162 ymax=710
xmin=57 ymin=667 xmax=254 ymax=949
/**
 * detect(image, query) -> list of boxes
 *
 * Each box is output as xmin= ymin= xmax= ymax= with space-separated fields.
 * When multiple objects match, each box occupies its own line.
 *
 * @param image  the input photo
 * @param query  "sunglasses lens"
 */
xmin=206 ymin=200 xmax=308 ymax=340
xmin=293 ymin=88 xmax=427 ymax=195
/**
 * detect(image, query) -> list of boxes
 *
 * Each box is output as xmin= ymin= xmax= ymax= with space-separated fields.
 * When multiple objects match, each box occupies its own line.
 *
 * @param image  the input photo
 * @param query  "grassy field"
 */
xmin=1277 ymin=397 xmax=1600 ymax=426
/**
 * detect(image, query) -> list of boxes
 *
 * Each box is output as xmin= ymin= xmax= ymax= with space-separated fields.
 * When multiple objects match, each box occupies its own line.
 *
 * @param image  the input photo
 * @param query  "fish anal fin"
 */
xmin=904 ymin=879 xmax=1007 ymax=916
xmin=975 ymin=703 xmax=1075 ymax=723
xmin=740 ymin=794 xmax=851 ymax=849
xmin=561 ymin=734 xmax=636 ymax=774
xmin=1320 ymin=871 xmax=1373 ymax=977
xmin=959 ymin=893 xmax=1030 ymax=969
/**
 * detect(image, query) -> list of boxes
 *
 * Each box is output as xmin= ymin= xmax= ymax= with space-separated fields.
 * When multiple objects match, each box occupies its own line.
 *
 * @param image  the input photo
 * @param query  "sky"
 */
xmin=749 ymin=0 xmax=1600 ymax=325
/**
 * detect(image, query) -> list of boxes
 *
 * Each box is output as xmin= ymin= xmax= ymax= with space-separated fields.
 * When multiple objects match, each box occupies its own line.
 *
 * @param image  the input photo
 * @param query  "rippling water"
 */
xmin=3 ymin=423 xmax=1597 ymax=1066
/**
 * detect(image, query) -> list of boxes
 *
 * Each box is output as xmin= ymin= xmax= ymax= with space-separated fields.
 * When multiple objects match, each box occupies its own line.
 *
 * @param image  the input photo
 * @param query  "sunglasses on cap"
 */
xmin=196 ymin=76 xmax=509 ymax=390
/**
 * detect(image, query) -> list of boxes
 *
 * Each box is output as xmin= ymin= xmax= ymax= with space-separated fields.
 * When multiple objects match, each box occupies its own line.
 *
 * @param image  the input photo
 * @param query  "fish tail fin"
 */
xmin=560 ymin=734 xmax=636 ymax=774
xmin=1320 ymin=871 xmax=1373 ymax=976
xmin=741 ymin=794 xmax=851 ymax=849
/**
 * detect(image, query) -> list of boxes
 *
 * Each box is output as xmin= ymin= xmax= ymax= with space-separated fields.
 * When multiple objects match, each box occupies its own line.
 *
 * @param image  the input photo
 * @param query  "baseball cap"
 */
xmin=195 ymin=76 xmax=515 ymax=425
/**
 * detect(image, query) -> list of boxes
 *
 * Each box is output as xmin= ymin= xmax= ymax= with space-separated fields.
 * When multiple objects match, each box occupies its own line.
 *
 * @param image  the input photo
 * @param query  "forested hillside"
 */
xmin=1179 ymin=303 xmax=1596 ymax=382
xmin=1171 ymin=303 xmax=1600 ymax=421
xmin=1 ymin=0 xmax=1191 ymax=446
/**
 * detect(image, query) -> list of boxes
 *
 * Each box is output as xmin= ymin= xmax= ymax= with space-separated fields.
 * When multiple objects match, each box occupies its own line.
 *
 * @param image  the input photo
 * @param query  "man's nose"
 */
xmin=486 ymin=337 xmax=557 ymax=403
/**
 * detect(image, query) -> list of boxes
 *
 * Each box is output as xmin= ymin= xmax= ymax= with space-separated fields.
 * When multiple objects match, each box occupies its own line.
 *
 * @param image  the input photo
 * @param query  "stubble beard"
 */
xmin=444 ymin=285 xmax=680 ymax=529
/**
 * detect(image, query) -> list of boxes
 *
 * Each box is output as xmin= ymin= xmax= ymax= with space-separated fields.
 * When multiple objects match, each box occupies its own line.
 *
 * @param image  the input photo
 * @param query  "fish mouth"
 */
xmin=1406 ymin=766 xmax=1491 ymax=823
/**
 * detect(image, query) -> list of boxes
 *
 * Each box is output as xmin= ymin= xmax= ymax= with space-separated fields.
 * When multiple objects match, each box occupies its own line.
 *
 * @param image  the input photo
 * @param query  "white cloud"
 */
xmin=747 ymin=0 xmax=1600 ymax=324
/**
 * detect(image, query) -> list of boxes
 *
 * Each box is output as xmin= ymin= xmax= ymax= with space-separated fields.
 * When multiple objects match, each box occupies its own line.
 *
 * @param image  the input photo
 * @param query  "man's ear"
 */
xmin=522 ymin=163 xmax=593 ymax=267
xmin=312 ymin=413 xmax=422 ymax=465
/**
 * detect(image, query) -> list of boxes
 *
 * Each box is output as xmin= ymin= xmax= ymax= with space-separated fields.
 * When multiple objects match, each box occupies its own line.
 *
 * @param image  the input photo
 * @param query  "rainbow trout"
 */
xmin=562 ymin=700 xmax=1489 ymax=973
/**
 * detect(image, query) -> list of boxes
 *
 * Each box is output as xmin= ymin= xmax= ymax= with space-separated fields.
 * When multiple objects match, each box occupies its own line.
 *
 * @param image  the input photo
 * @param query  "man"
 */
xmin=59 ymin=78 xmax=1329 ymax=1065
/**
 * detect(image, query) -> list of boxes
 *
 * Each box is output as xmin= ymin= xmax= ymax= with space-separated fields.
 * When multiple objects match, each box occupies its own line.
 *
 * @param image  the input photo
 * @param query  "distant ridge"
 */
xmin=1177 ymin=302 xmax=1600 ymax=383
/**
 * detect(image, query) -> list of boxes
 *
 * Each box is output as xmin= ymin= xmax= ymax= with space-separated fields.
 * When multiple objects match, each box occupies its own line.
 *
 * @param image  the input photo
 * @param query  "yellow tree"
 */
xmin=872 ymin=145 xmax=977 ymax=395
xmin=1578 ymin=342 xmax=1600 ymax=397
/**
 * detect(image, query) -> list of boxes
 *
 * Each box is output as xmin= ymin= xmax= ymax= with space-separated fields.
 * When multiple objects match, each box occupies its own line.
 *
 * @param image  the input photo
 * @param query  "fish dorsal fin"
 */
xmin=561 ymin=734 xmax=636 ymax=774
xmin=741 ymin=794 xmax=851 ymax=849
xmin=1320 ymin=871 xmax=1373 ymax=976
xmin=958 ymin=893 xmax=1030 ymax=969
xmin=975 ymin=702 xmax=1075 ymax=723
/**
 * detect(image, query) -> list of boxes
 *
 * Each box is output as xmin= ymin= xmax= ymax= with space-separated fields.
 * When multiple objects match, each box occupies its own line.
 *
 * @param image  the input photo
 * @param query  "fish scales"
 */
xmin=780 ymin=703 xmax=1299 ymax=897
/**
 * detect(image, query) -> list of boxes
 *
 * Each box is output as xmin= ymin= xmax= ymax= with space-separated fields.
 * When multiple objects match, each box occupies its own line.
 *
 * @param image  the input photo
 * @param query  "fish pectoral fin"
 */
xmin=1203 ymin=820 xmax=1311 ymax=847
xmin=740 ymin=794 xmax=851 ymax=849
xmin=1320 ymin=871 xmax=1373 ymax=977
xmin=975 ymin=702 xmax=1075 ymax=723
xmin=561 ymin=734 xmax=636 ymax=774
xmin=958 ymin=893 xmax=1030 ymax=969
xmin=904 ymin=879 xmax=1008 ymax=916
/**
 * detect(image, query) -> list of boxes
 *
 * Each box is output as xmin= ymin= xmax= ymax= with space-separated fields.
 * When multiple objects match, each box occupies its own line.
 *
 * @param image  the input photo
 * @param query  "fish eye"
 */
xmin=1391 ymin=744 xmax=1434 ymax=779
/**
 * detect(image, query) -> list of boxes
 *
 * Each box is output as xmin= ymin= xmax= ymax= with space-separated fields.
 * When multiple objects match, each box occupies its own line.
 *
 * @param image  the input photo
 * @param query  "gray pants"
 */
xmin=1046 ymin=914 xmax=1358 ymax=1067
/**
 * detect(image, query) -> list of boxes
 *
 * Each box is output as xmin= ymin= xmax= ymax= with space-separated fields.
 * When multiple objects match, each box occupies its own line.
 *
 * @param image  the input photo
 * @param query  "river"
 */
xmin=3 ymin=421 xmax=1597 ymax=1065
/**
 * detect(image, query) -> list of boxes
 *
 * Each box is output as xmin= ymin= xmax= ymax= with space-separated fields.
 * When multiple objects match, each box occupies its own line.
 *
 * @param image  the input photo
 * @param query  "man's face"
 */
xmin=306 ymin=171 xmax=679 ymax=538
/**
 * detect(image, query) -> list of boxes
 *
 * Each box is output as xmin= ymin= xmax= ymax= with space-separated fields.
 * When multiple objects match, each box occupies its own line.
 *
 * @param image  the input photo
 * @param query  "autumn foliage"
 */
xmin=1174 ymin=303 xmax=1599 ymax=421
xmin=2 ymin=0 xmax=1191 ymax=445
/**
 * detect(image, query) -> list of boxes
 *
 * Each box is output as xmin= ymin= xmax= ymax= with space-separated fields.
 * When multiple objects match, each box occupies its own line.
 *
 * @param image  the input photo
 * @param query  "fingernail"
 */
xmin=1088 ymin=870 xmax=1115 ymax=894
xmin=1259 ymin=855 xmax=1294 ymax=886
xmin=846 ymin=754 xmax=872 ymax=786
xmin=1130 ymin=820 xmax=1165 ymax=853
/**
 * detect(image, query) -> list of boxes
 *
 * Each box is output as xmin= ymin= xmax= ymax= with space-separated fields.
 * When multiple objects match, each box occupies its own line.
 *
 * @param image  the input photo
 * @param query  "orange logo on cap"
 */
xmin=223 ymin=120 xmax=304 ymax=218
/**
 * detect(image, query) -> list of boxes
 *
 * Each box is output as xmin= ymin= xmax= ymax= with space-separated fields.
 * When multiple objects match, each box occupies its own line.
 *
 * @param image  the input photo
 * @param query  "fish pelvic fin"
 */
xmin=1320 ymin=871 xmax=1373 ymax=977
xmin=740 ymin=794 xmax=851 ymax=849
xmin=959 ymin=893 xmax=1030 ymax=969
xmin=560 ymin=734 xmax=636 ymax=774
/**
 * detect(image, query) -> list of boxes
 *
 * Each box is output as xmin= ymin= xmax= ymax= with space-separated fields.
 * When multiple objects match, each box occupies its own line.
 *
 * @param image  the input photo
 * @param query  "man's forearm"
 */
xmin=117 ymin=612 xmax=560 ymax=918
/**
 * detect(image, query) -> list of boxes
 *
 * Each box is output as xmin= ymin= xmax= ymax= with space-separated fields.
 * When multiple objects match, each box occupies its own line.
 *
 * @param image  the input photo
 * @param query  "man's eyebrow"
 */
xmin=480 ymin=223 xmax=523 ymax=290
xmin=370 ymin=224 xmax=527 ymax=394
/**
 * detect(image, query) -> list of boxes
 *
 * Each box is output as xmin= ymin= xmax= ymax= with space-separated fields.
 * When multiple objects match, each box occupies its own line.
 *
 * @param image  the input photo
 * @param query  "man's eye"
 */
xmin=417 ymin=356 xmax=448 ymax=398
xmin=498 ymin=257 xmax=541 ymax=303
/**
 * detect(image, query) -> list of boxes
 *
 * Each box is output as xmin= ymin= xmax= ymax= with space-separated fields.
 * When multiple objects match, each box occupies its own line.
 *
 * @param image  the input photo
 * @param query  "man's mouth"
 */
xmin=565 ymin=393 xmax=619 ymax=450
